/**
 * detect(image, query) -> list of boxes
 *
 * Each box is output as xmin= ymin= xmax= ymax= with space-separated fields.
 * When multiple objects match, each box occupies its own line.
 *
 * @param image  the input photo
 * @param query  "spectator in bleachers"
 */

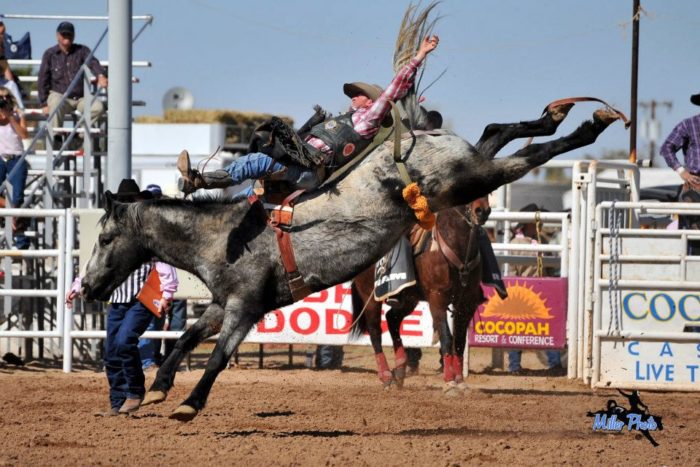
xmin=0 ymin=87 xmax=29 ymax=249
xmin=37 ymin=22 xmax=107 ymax=141
xmin=0 ymin=21 xmax=14 ymax=79
xmin=0 ymin=58 xmax=23 ymax=110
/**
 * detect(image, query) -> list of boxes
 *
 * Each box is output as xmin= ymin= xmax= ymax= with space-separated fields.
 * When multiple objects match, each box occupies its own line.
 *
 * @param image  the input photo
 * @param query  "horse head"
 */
xmin=81 ymin=192 xmax=151 ymax=301
xmin=470 ymin=195 xmax=491 ymax=225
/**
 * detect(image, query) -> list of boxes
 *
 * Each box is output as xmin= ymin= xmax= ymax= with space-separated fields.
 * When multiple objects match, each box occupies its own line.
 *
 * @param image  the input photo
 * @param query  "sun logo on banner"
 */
xmin=482 ymin=281 xmax=553 ymax=320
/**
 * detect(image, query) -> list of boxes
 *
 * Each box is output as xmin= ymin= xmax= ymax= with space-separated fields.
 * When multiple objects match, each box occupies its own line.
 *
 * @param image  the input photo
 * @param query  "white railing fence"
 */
xmin=2 ymin=167 xmax=698 ymax=392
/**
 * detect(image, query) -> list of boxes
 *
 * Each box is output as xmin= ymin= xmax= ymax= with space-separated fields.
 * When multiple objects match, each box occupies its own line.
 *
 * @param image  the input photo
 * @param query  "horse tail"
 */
xmin=349 ymin=281 xmax=370 ymax=341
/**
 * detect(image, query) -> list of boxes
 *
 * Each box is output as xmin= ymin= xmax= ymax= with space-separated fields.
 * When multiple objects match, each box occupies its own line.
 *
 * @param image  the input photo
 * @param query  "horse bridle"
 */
xmin=433 ymin=206 xmax=482 ymax=283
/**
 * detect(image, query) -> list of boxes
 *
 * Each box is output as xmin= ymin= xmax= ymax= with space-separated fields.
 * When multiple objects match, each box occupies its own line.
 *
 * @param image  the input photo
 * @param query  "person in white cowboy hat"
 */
xmin=177 ymin=35 xmax=440 ymax=197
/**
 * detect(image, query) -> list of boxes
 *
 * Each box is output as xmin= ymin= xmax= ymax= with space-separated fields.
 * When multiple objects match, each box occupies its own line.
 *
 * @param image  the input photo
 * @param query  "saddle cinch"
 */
xmin=251 ymin=108 xmax=404 ymax=302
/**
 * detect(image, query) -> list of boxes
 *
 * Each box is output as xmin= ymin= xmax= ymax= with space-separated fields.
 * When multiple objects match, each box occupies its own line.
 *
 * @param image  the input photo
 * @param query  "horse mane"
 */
xmin=137 ymin=195 xmax=249 ymax=217
xmin=100 ymin=193 xmax=249 ymax=227
xmin=394 ymin=1 xmax=442 ymax=131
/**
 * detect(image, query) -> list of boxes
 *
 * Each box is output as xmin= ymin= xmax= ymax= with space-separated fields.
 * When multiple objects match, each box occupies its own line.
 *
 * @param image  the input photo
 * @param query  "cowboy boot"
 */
xmin=118 ymin=397 xmax=142 ymax=414
xmin=201 ymin=170 xmax=235 ymax=188
xmin=177 ymin=150 xmax=235 ymax=194
xmin=176 ymin=150 xmax=204 ymax=194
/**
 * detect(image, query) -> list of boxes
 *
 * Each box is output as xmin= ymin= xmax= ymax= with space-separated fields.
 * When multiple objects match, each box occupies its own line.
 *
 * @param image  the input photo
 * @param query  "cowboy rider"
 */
xmin=176 ymin=35 xmax=439 ymax=196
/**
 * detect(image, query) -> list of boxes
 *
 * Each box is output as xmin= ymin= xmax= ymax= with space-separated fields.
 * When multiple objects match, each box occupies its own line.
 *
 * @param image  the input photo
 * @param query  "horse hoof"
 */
xmin=392 ymin=368 xmax=406 ymax=389
xmin=547 ymin=102 xmax=575 ymax=122
xmin=169 ymin=405 xmax=198 ymax=421
xmin=442 ymin=381 xmax=461 ymax=397
xmin=593 ymin=108 xmax=619 ymax=125
xmin=141 ymin=390 xmax=167 ymax=406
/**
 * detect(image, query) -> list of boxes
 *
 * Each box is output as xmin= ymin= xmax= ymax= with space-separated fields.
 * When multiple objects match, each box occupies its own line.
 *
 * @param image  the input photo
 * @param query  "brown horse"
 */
xmin=350 ymin=197 xmax=491 ymax=393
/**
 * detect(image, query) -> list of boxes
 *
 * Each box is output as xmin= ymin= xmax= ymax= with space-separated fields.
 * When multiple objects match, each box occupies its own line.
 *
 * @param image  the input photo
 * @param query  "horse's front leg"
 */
xmin=385 ymin=301 xmax=417 ymax=389
xmin=428 ymin=292 xmax=461 ymax=396
xmin=365 ymin=300 xmax=394 ymax=389
xmin=142 ymin=303 xmax=225 ymax=406
xmin=451 ymin=272 xmax=487 ymax=392
xmin=450 ymin=306 xmax=470 ymax=391
xmin=170 ymin=299 xmax=260 ymax=421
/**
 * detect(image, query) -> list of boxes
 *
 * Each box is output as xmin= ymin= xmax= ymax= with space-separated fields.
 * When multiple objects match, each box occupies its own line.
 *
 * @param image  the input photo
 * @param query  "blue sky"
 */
xmin=6 ymin=0 xmax=700 ymax=162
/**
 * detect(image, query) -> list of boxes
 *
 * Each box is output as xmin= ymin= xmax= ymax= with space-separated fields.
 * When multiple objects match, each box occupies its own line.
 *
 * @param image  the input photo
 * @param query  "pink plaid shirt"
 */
xmin=306 ymin=58 xmax=423 ymax=154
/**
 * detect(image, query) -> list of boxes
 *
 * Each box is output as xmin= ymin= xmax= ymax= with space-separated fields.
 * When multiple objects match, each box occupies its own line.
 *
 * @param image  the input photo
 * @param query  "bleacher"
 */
xmin=1 ymin=13 xmax=153 ymax=362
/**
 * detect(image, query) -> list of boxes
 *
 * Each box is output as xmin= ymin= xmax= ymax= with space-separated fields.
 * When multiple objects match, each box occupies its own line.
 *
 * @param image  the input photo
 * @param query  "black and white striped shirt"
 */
xmin=110 ymin=262 xmax=153 ymax=304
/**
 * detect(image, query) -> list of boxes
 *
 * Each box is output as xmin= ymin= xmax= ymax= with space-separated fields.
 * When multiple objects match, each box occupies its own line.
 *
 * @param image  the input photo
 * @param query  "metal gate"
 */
xmin=591 ymin=201 xmax=700 ymax=391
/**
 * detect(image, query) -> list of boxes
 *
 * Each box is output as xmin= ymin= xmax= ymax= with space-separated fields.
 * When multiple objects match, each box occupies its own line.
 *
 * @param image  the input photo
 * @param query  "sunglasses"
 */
xmin=60 ymin=33 xmax=74 ymax=39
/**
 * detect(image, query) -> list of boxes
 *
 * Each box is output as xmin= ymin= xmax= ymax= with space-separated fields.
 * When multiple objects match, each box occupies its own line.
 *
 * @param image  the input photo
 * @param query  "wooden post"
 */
xmin=629 ymin=0 xmax=640 ymax=164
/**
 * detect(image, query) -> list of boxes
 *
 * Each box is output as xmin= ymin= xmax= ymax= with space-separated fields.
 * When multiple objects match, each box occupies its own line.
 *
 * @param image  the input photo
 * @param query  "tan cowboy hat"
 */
xmin=691 ymin=93 xmax=700 ymax=106
xmin=343 ymin=82 xmax=383 ymax=101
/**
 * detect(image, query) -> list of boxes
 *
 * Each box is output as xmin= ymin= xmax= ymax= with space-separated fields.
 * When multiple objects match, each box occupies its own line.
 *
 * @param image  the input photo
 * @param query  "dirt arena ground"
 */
xmin=0 ymin=345 xmax=697 ymax=466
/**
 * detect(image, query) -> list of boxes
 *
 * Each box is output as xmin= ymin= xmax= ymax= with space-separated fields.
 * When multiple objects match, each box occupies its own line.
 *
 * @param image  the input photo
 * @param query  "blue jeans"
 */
xmin=0 ymin=156 xmax=28 ymax=207
xmin=315 ymin=345 xmax=344 ymax=369
xmin=163 ymin=300 xmax=187 ymax=362
xmin=105 ymin=301 xmax=153 ymax=410
xmin=140 ymin=300 xmax=188 ymax=367
xmin=507 ymin=349 xmax=561 ymax=372
xmin=0 ymin=156 xmax=29 ymax=248
xmin=138 ymin=313 xmax=166 ymax=369
xmin=225 ymin=153 xmax=321 ymax=196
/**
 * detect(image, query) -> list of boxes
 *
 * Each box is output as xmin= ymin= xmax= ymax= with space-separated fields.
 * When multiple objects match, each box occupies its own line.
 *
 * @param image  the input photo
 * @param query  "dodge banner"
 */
xmin=245 ymin=283 xmax=435 ymax=347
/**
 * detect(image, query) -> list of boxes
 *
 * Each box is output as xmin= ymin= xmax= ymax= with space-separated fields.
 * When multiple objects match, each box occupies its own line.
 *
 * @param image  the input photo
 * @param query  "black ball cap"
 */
xmin=56 ymin=21 xmax=75 ymax=35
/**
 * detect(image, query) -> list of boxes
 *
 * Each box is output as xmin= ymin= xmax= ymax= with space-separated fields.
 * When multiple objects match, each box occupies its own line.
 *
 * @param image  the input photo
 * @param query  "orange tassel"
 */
xmin=402 ymin=182 xmax=436 ymax=229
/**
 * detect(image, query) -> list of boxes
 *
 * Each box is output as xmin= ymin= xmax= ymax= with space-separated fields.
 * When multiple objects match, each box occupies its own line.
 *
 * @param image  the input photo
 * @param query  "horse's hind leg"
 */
xmin=475 ymin=102 xmax=575 ymax=158
xmin=171 ymin=300 xmax=261 ymax=421
xmin=143 ymin=303 xmax=225 ymax=406
xmin=350 ymin=272 xmax=394 ymax=388
xmin=493 ymin=109 xmax=620 ymax=185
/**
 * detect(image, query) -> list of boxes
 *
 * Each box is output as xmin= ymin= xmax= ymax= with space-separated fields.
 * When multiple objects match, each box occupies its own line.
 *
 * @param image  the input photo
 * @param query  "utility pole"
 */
xmin=629 ymin=0 xmax=640 ymax=164
xmin=639 ymin=99 xmax=672 ymax=167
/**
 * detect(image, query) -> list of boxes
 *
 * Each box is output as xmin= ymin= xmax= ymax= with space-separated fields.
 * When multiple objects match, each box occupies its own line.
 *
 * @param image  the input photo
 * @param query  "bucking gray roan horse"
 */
xmin=81 ymin=103 xmax=624 ymax=421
